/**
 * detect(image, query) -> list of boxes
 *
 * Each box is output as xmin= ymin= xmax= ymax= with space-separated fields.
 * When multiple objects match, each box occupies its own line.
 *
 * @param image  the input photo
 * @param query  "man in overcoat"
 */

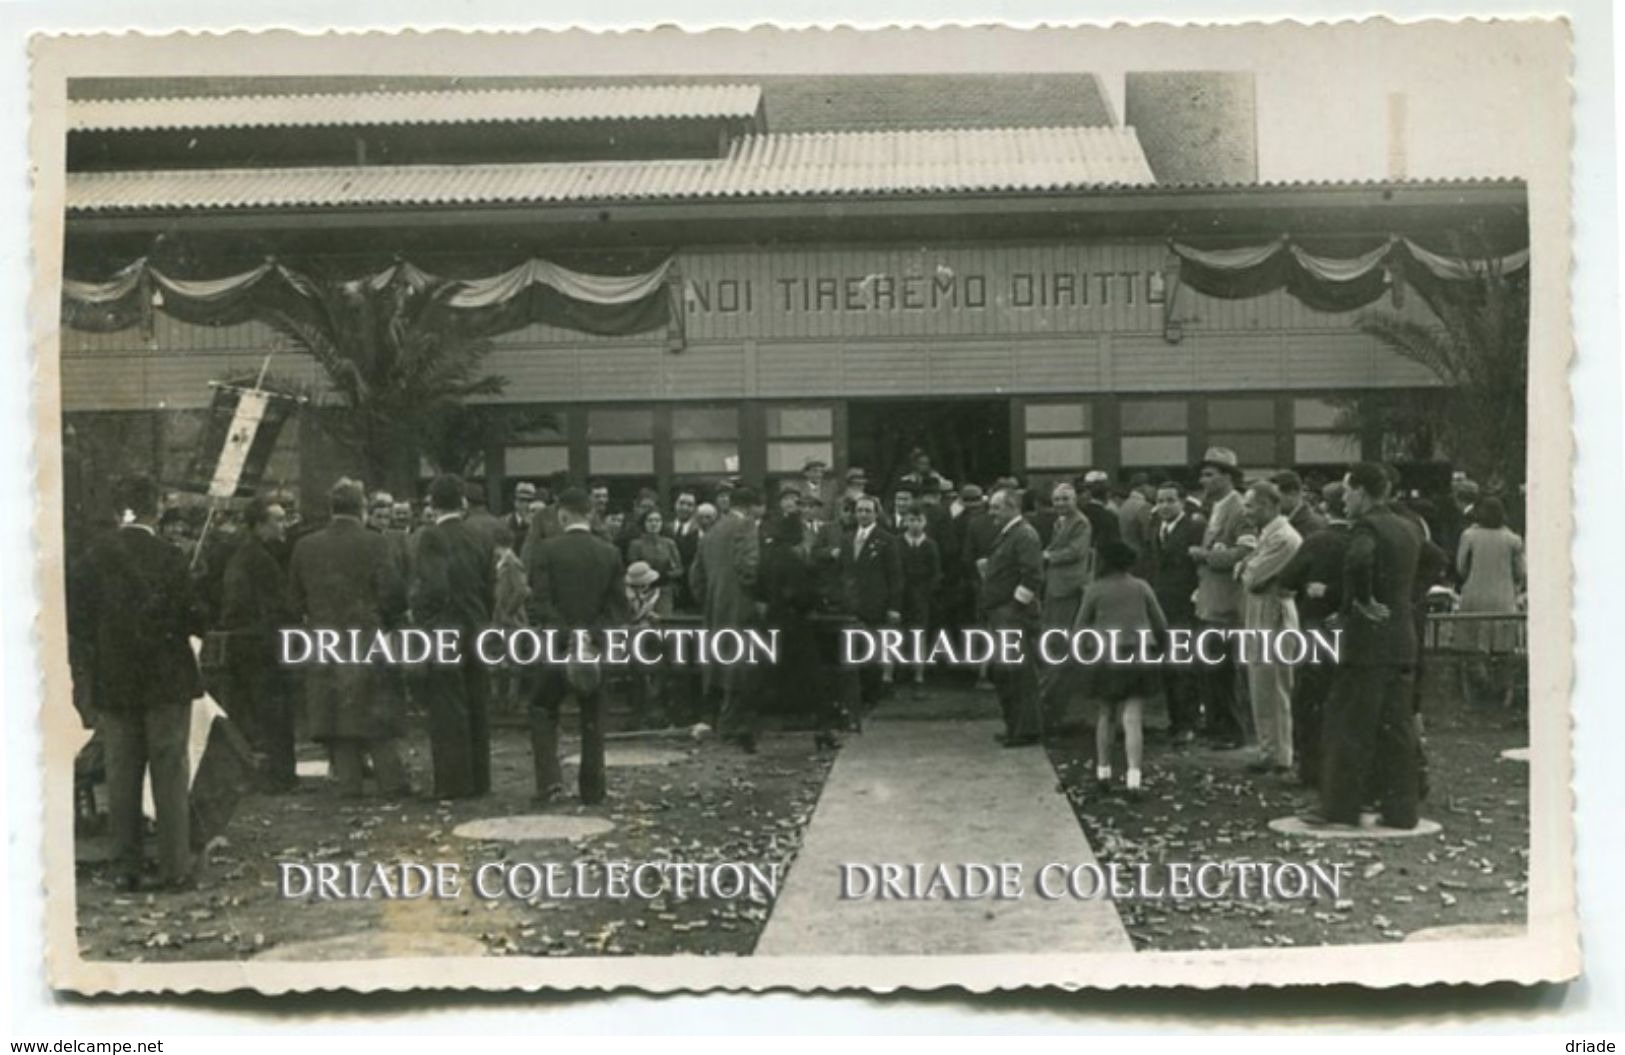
xmin=69 ymin=475 xmax=207 ymax=891
xmin=1276 ymin=481 xmax=1353 ymax=786
xmin=979 ymin=488 xmax=1045 ymax=746
xmin=528 ymin=487 xmax=628 ymax=802
xmin=288 ymin=477 xmax=409 ymax=798
xmin=1307 ymin=463 xmax=1424 ymax=830
xmin=690 ymin=486 xmax=766 ymax=750
xmin=219 ymin=497 xmax=296 ymax=792
xmin=1038 ymin=481 xmax=1092 ymax=729
xmin=412 ymin=474 xmax=496 ymax=799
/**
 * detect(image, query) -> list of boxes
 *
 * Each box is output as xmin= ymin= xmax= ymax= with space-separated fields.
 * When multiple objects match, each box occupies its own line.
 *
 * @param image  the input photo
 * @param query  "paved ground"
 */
xmin=757 ymin=688 xmax=1132 ymax=956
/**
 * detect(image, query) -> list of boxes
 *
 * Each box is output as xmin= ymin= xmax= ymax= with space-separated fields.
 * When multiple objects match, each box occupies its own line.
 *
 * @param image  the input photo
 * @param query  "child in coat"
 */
xmin=1075 ymin=540 xmax=1170 ymax=794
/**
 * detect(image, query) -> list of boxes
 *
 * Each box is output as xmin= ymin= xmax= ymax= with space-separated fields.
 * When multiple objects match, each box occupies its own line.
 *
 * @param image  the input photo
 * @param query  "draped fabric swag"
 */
xmin=1169 ymin=237 xmax=1529 ymax=312
xmin=61 ymin=255 xmax=680 ymax=342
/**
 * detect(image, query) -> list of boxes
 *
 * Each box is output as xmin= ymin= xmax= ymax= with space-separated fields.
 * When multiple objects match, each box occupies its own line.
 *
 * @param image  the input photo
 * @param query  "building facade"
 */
xmin=59 ymin=75 xmax=1528 ymax=511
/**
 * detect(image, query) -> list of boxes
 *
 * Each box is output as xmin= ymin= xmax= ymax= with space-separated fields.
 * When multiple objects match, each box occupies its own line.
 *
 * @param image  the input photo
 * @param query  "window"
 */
xmin=672 ymin=406 xmax=740 ymax=475
xmin=1292 ymin=398 xmax=1361 ymax=465
xmin=1023 ymin=401 xmax=1093 ymax=470
xmin=587 ymin=408 xmax=654 ymax=476
xmin=766 ymin=404 xmax=834 ymax=474
xmin=1120 ymin=398 xmax=1189 ymax=469
xmin=506 ymin=411 xmax=569 ymax=478
xmin=1206 ymin=397 xmax=1278 ymax=469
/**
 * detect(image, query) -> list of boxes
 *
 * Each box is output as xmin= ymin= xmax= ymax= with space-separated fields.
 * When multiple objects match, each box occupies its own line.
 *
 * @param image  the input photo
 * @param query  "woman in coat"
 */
xmin=625 ymin=508 xmax=683 ymax=615
xmin=1455 ymin=497 xmax=1526 ymax=708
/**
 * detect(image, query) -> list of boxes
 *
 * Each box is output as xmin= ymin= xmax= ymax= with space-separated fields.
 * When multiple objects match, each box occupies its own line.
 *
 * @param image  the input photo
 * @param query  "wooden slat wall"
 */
xmin=59 ymin=240 xmax=1451 ymax=411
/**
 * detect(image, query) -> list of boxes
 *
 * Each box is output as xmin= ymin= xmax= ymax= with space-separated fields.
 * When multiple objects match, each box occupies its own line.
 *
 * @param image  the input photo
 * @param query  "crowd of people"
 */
xmin=66 ymin=442 xmax=1525 ymax=892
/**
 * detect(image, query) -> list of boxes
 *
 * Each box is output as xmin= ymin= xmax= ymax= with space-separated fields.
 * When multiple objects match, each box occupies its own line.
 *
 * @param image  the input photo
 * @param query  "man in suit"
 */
xmin=691 ymin=486 xmax=766 ymax=751
xmin=1147 ymin=481 xmax=1206 ymax=745
xmin=669 ymin=489 xmax=702 ymax=610
xmin=218 ymin=497 xmax=296 ymax=792
xmin=896 ymin=509 xmax=942 ymax=689
xmin=1237 ymin=481 xmax=1304 ymax=775
xmin=956 ymin=485 xmax=1000 ymax=688
xmin=887 ymin=485 xmax=917 ymax=535
xmin=797 ymin=458 xmax=840 ymax=516
xmin=1037 ymin=481 xmax=1092 ymax=729
xmin=289 ymin=477 xmax=410 ymax=799
xmin=504 ymin=481 xmax=537 ymax=542
xmin=1117 ymin=473 xmax=1156 ymax=561
xmin=527 ymin=487 xmax=627 ymax=803
xmin=841 ymin=495 xmax=903 ymax=710
xmin=1188 ymin=447 xmax=1254 ymax=748
xmin=69 ymin=475 xmax=207 ymax=891
xmin=1277 ymin=481 xmax=1353 ymax=787
xmin=412 ymin=474 xmax=497 ymax=799
xmin=461 ymin=482 xmax=506 ymax=555
xmin=979 ymin=488 xmax=1045 ymax=746
xmin=1307 ymin=463 xmax=1425 ymax=830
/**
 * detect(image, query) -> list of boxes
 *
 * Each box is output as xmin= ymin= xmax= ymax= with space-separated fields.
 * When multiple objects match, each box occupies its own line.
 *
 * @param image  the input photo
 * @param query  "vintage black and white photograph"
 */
xmin=29 ymin=19 xmax=1575 ymax=993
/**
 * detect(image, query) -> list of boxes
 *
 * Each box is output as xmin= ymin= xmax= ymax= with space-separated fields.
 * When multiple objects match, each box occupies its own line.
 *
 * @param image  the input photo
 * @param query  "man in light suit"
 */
xmin=691 ymin=486 xmax=765 ymax=752
xmin=1237 ymin=481 xmax=1303 ymax=775
xmin=1038 ymin=481 xmax=1092 ymax=729
xmin=979 ymin=489 xmax=1045 ymax=746
xmin=527 ymin=487 xmax=627 ymax=803
xmin=1188 ymin=447 xmax=1254 ymax=748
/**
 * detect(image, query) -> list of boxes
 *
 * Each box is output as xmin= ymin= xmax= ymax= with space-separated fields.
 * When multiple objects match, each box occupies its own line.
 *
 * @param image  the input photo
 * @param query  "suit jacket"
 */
xmin=1042 ymin=510 xmax=1094 ymax=601
xmin=69 ymin=525 xmax=207 ymax=712
xmin=1289 ymin=503 xmax=1328 ymax=540
xmin=1117 ymin=493 xmax=1154 ymax=556
xmin=690 ymin=512 xmax=761 ymax=631
xmin=520 ymin=505 xmax=565 ymax=564
xmin=463 ymin=508 xmax=506 ymax=554
xmin=1146 ymin=514 xmax=1204 ymax=623
xmin=1081 ymin=502 xmax=1122 ymax=554
xmin=1341 ymin=505 xmax=1423 ymax=667
xmin=527 ymin=527 xmax=627 ymax=634
xmin=898 ymin=534 xmax=942 ymax=605
xmin=1277 ymin=521 xmax=1352 ymax=626
xmin=1239 ymin=515 xmax=1303 ymax=633
xmin=220 ymin=534 xmax=291 ymax=640
xmin=412 ymin=515 xmax=496 ymax=631
xmin=1195 ymin=489 xmax=1250 ymax=621
xmin=958 ymin=509 xmax=999 ymax=574
xmin=977 ymin=518 xmax=1044 ymax=617
xmin=840 ymin=524 xmax=903 ymax=623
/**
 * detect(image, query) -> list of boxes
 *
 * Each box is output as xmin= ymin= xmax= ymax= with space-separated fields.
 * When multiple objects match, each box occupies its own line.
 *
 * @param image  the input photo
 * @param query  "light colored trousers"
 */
xmin=1246 ymin=660 xmax=1295 ymax=767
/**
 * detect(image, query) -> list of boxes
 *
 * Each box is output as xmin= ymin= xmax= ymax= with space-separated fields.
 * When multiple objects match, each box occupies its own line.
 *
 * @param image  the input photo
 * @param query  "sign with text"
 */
xmin=679 ymin=243 xmax=1168 ymax=341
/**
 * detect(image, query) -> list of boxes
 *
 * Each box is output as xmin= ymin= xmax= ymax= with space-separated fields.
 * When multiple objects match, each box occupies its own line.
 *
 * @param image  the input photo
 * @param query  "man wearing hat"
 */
xmin=1079 ymin=470 xmax=1123 ymax=559
xmin=841 ymin=466 xmax=870 ymax=506
xmin=956 ymin=485 xmax=1000 ymax=689
xmin=506 ymin=481 xmax=537 ymax=542
xmin=798 ymin=457 xmax=840 ymax=515
xmin=1189 ymin=447 xmax=1254 ymax=748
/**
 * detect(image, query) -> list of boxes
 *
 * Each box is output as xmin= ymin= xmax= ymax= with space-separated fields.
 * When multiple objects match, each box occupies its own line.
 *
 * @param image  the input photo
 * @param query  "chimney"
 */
xmin=1124 ymin=71 xmax=1258 ymax=185
xmin=1387 ymin=92 xmax=1409 ymax=180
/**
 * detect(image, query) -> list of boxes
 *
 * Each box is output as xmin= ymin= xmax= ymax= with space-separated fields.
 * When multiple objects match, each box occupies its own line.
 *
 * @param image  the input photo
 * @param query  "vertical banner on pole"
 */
xmin=207 ymin=389 xmax=271 ymax=498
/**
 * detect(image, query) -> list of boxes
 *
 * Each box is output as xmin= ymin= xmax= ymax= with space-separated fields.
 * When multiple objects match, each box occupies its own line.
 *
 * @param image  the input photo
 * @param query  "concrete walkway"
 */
xmin=756 ymin=692 xmax=1132 ymax=956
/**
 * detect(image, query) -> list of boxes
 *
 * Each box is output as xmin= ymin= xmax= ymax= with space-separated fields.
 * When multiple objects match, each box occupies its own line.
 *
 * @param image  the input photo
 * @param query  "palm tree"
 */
xmin=1355 ymin=252 xmax=1529 ymax=493
xmin=260 ymin=269 xmax=505 ymax=495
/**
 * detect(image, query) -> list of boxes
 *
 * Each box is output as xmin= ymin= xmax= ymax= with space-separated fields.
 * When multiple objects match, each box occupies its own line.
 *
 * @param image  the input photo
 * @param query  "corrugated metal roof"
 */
xmin=66 ymin=126 xmax=1157 ymax=212
xmin=69 ymin=74 xmax=1118 ymax=133
xmin=69 ymin=83 xmax=764 ymax=132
